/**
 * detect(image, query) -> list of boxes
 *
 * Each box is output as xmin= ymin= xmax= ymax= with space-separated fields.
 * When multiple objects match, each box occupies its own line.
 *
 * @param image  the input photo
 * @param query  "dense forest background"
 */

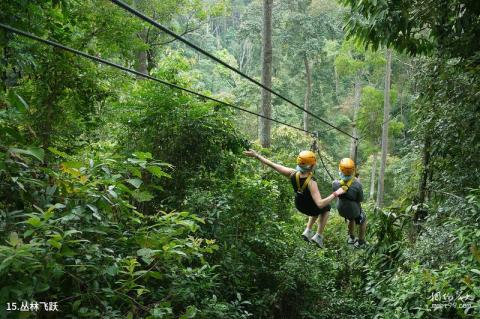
xmin=0 ymin=0 xmax=479 ymax=318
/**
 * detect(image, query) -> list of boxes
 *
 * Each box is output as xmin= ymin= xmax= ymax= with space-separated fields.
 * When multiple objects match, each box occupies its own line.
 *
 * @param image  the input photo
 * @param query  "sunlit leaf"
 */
xmin=126 ymin=178 xmax=143 ymax=189
xmin=9 ymin=147 xmax=45 ymax=162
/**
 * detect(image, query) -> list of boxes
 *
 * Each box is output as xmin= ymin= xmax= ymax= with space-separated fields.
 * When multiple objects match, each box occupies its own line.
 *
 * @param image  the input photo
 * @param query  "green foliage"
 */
xmin=360 ymin=189 xmax=480 ymax=318
xmin=341 ymin=0 xmax=480 ymax=60
xmin=180 ymin=129 xmax=380 ymax=318
xmin=413 ymin=57 xmax=480 ymax=194
xmin=182 ymin=158 xmax=294 ymax=315
xmin=1 ymin=0 xmax=479 ymax=318
xmin=0 ymin=142 xmax=234 ymax=318
xmin=334 ymin=40 xmax=367 ymax=77
xmin=109 ymin=69 xmax=246 ymax=205
xmin=357 ymin=85 xmax=399 ymax=146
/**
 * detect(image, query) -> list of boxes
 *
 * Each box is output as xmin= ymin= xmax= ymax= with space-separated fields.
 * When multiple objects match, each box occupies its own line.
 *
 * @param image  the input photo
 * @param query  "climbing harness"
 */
xmin=339 ymin=177 xmax=355 ymax=191
xmin=295 ymin=171 xmax=313 ymax=194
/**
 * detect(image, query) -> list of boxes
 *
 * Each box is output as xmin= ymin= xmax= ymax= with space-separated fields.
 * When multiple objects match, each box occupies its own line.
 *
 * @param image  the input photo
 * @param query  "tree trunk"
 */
xmin=41 ymin=92 xmax=57 ymax=150
xmin=350 ymin=77 xmax=361 ymax=159
xmin=239 ymin=39 xmax=250 ymax=72
xmin=376 ymin=49 xmax=392 ymax=208
xmin=215 ymin=23 xmax=222 ymax=49
xmin=334 ymin=66 xmax=340 ymax=103
xmin=418 ymin=133 xmax=432 ymax=203
xmin=303 ymin=54 xmax=312 ymax=132
xmin=133 ymin=0 xmax=148 ymax=76
xmin=40 ymin=65 xmax=60 ymax=150
xmin=369 ymin=152 xmax=377 ymax=200
xmin=134 ymin=28 xmax=148 ymax=76
xmin=1 ymin=47 xmax=7 ymax=92
xmin=259 ymin=0 xmax=273 ymax=148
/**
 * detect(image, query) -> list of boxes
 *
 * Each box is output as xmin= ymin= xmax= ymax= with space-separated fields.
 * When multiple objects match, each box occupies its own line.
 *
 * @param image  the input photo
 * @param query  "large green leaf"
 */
xmin=8 ymin=232 xmax=21 ymax=247
xmin=147 ymin=166 xmax=171 ymax=179
xmin=27 ymin=216 xmax=43 ymax=228
xmin=7 ymin=90 xmax=29 ymax=114
xmin=137 ymin=248 xmax=160 ymax=264
xmin=133 ymin=151 xmax=153 ymax=160
xmin=126 ymin=178 xmax=143 ymax=189
xmin=131 ymin=190 xmax=154 ymax=202
xmin=9 ymin=147 xmax=45 ymax=162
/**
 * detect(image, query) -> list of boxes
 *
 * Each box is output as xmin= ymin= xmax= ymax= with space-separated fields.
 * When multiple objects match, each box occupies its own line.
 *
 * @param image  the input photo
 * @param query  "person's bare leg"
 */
xmin=311 ymin=213 xmax=327 ymax=247
xmin=348 ymin=219 xmax=355 ymax=237
xmin=302 ymin=216 xmax=318 ymax=241
xmin=307 ymin=216 xmax=318 ymax=230
xmin=358 ymin=221 xmax=367 ymax=241
xmin=316 ymin=212 xmax=329 ymax=235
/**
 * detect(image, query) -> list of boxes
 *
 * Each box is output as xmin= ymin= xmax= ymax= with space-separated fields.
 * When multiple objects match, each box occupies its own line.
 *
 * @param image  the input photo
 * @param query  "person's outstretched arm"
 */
xmin=244 ymin=150 xmax=295 ymax=177
xmin=309 ymin=180 xmax=345 ymax=208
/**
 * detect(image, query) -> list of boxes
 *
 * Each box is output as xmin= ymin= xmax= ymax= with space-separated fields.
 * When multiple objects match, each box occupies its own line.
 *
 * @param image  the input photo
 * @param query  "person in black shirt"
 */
xmin=332 ymin=158 xmax=367 ymax=248
xmin=244 ymin=149 xmax=345 ymax=247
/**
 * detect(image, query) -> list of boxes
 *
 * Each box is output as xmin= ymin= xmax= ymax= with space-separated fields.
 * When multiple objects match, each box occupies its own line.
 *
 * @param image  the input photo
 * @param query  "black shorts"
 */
xmin=297 ymin=204 xmax=331 ymax=217
xmin=347 ymin=210 xmax=366 ymax=225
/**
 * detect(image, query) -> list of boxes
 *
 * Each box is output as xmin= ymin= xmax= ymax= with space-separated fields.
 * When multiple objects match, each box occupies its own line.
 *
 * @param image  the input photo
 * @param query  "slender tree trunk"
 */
xmin=135 ymin=30 xmax=148 ymax=75
xmin=427 ymin=162 xmax=434 ymax=201
xmin=39 ymin=65 xmax=60 ymax=150
xmin=334 ymin=66 xmax=339 ymax=103
xmin=398 ymin=80 xmax=407 ymax=139
xmin=418 ymin=133 xmax=432 ymax=203
xmin=303 ymin=54 xmax=312 ymax=132
xmin=350 ymin=77 xmax=361 ymax=159
xmin=259 ymin=0 xmax=273 ymax=147
xmin=41 ymin=92 xmax=57 ymax=150
xmin=239 ymin=39 xmax=246 ymax=71
xmin=239 ymin=39 xmax=250 ymax=72
xmin=133 ymin=0 xmax=148 ymax=76
xmin=369 ymin=152 xmax=378 ymax=200
xmin=1 ymin=47 xmax=7 ymax=92
xmin=376 ymin=49 xmax=392 ymax=208
xmin=215 ymin=22 xmax=222 ymax=49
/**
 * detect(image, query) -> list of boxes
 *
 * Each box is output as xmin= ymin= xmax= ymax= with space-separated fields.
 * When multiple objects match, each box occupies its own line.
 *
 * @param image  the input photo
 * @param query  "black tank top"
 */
xmin=290 ymin=172 xmax=330 ymax=216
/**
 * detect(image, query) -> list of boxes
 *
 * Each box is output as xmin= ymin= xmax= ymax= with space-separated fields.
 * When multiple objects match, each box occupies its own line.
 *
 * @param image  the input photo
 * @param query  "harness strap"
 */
xmin=340 ymin=177 xmax=355 ymax=191
xmin=296 ymin=171 xmax=313 ymax=193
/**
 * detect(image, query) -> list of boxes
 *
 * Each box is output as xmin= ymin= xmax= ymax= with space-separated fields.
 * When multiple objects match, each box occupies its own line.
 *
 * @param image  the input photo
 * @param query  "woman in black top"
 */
xmin=244 ymin=149 xmax=344 ymax=247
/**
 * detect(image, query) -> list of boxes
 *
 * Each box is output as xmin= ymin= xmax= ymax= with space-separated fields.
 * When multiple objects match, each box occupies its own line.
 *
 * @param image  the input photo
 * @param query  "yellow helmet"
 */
xmin=297 ymin=151 xmax=316 ymax=166
xmin=339 ymin=158 xmax=355 ymax=176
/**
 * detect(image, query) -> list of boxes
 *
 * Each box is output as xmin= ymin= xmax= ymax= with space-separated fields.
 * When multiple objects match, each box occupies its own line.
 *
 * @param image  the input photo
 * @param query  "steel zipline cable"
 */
xmin=110 ymin=0 xmax=357 ymax=141
xmin=310 ymin=139 xmax=334 ymax=180
xmin=0 ymin=23 xmax=316 ymax=136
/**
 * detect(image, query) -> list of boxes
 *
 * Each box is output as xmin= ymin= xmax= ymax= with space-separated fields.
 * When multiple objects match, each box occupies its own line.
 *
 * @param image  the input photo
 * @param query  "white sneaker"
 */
xmin=354 ymin=239 xmax=367 ymax=249
xmin=311 ymin=233 xmax=324 ymax=248
xmin=347 ymin=235 xmax=356 ymax=245
xmin=301 ymin=229 xmax=314 ymax=242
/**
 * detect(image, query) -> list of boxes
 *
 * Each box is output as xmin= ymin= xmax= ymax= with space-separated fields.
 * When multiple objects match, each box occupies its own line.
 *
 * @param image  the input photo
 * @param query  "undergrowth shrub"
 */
xmin=360 ymin=191 xmax=480 ymax=318
xmin=0 ymin=145 xmax=245 ymax=318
